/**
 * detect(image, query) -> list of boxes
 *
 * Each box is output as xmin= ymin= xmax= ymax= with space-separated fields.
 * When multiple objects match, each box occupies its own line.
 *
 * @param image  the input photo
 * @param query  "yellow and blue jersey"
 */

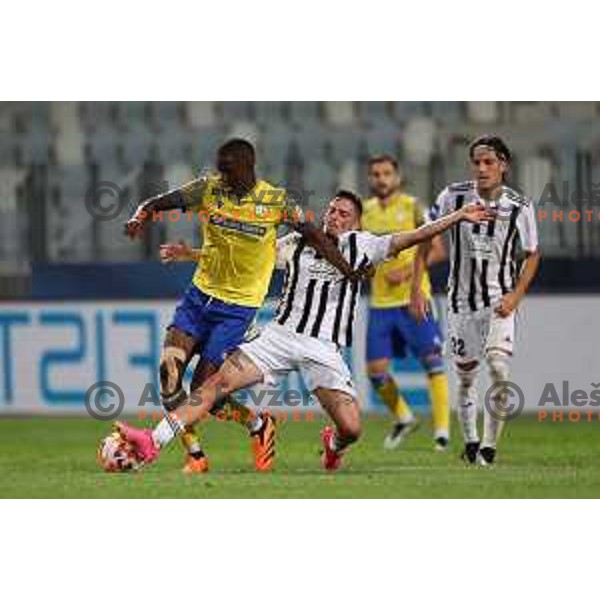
xmin=361 ymin=193 xmax=432 ymax=309
xmin=180 ymin=175 xmax=290 ymax=308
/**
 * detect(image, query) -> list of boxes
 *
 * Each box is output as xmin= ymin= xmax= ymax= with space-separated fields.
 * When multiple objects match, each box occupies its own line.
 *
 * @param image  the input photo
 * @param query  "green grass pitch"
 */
xmin=0 ymin=414 xmax=597 ymax=498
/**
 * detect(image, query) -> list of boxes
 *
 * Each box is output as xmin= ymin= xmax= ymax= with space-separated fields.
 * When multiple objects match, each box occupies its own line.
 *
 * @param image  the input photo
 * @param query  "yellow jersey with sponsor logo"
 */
xmin=361 ymin=193 xmax=432 ymax=308
xmin=180 ymin=176 xmax=290 ymax=308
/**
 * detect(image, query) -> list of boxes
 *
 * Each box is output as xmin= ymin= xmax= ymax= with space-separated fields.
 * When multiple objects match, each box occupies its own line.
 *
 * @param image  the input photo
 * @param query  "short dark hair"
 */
xmin=218 ymin=138 xmax=256 ymax=164
xmin=333 ymin=189 xmax=363 ymax=217
xmin=469 ymin=135 xmax=512 ymax=163
xmin=367 ymin=154 xmax=399 ymax=171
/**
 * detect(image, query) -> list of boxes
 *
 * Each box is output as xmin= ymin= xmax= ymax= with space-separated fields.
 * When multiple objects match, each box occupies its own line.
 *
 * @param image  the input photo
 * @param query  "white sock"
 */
xmin=482 ymin=353 xmax=511 ymax=449
xmin=152 ymin=412 xmax=184 ymax=448
xmin=434 ymin=428 xmax=449 ymax=441
xmin=246 ymin=411 xmax=264 ymax=435
xmin=456 ymin=364 xmax=480 ymax=444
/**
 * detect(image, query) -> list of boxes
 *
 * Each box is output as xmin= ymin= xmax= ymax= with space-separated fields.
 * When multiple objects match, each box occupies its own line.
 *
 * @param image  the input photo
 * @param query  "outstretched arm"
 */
xmin=125 ymin=178 xmax=207 ymax=239
xmin=387 ymin=203 xmax=490 ymax=257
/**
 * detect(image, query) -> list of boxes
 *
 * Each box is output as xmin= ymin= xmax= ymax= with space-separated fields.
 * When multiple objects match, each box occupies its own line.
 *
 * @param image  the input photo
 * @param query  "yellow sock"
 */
xmin=429 ymin=372 xmax=450 ymax=438
xmin=373 ymin=375 xmax=414 ymax=423
xmin=182 ymin=425 xmax=202 ymax=454
xmin=222 ymin=397 xmax=253 ymax=423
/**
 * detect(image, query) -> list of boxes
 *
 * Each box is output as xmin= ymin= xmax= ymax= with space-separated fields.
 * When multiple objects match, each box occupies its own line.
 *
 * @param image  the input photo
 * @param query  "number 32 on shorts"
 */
xmin=450 ymin=336 xmax=466 ymax=357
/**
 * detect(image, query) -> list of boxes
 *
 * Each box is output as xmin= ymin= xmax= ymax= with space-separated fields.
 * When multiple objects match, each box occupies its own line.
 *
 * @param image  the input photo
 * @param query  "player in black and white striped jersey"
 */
xmin=412 ymin=135 xmax=541 ymax=466
xmin=115 ymin=190 xmax=491 ymax=471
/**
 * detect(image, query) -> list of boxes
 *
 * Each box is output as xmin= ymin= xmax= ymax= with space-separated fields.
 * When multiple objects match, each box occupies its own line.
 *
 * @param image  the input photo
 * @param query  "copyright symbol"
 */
xmin=85 ymin=181 xmax=125 ymax=222
xmin=485 ymin=183 xmax=525 ymax=223
xmin=484 ymin=381 xmax=524 ymax=422
xmin=85 ymin=381 xmax=125 ymax=421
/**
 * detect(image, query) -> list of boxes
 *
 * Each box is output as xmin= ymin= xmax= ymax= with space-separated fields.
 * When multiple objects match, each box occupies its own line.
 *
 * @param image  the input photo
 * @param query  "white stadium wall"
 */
xmin=0 ymin=296 xmax=597 ymax=415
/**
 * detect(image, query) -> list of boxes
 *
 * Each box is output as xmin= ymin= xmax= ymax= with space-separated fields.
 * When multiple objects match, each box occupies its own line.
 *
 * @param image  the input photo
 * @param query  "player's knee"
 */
xmin=368 ymin=372 xmax=390 ymax=389
xmin=160 ymin=347 xmax=188 ymax=411
xmin=367 ymin=359 xmax=389 ymax=378
xmin=486 ymin=351 xmax=510 ymax=383
xmin=420 ymin=351 xmax=445 ymax=376
xmin=455 ymin=360 xmax=480 ymax=390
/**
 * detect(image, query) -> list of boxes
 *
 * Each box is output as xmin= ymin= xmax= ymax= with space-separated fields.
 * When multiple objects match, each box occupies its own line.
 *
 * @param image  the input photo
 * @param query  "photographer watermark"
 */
xmin=84 ymin=177 xmax=318 ymax=224
xmin=85 ymin=381 xmax=125 ymax=421
xmin=483 ymin=379 xmax=600 ymax=423
xmin=483 ymin=380 xmax=525 ymax=422
xmin=84 ymin=378 xmax=321 ymax=422
xmin=85 ymin=181 xmax=127 ymax=222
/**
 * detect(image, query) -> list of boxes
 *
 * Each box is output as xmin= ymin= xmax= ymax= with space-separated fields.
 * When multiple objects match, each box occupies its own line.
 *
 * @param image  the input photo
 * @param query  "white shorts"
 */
xmin=447 ymin=307 xmax=515 ymax=362
xmin=239 ymin=322 xmax=357 ymax=398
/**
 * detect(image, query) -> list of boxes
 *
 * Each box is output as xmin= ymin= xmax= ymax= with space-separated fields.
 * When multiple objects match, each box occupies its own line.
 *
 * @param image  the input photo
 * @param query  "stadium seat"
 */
xmin=364 ymin=126 xmax=401 ymax=158
xmin=323 ymin=102 xmax=357 ymax=128
xmin=221 ymin=102 xmax=253 ymax=123
xmin=186 ymin=102 xmax=219 ymax=129
xmin=430 ymin=102 xmax=464 ymax=124
xmin=358 ymin=102 xmax=390 ymax=127
xmin=94 ymin=164 xmax=147 ymax=262
xmin=390 ymin=102 xmax=428 ymax=123
xmin=0 ymin=167 xmax=28 ymax=266
xmin=555 ymin=102 xmax=598 ymax=122
xmin=326 ymin=130 xmax=362 ymax=164
xmin=155 ymin=132 xmax=193 ymax=167
xmin=79 ymin=102 xmax=118 ymax=133
xmin=54 ymin=129 xmax=85 ymax=166
xmin=254 ymin=102 xmax=287 ymax=126
xmin=260 ymin=120 xmax=293 ymax=167
xmin=260 ymin=154 xmax=288 ymax=188
xmin=466 ymin=101 xmax=499 ymax=124
xmin=14 ymin=131 xmax=52 ymax=166
xmin=85 ymin=131 xmax=119 ymax=166
xmin=293 ymin=125 xmax=328 ymax=162
xmin=118 ymin=130 xmax=156 ymax=169
xmin=0 ymin=133 xmax=16 ymax=165
xmin=114 ymin=102 xmax=152 ymax=132
xmin=189 ymin=129 xmax=226 ymax=171
xmin=288 ymin=102 xmax=322 ymax=129
xmin=50 ymin=102 xmax=80 ymax=134
xmin=45 ymin=165 xmax=95 ymax=261
xmin=405 ymin=164 xmax=432 ymax=201
xmin=336 ymin=159 xmax=360 ymax=193
xmin=149 ymin=102 xmax=184 ymax=131
xmin=303 ymin=158 xmax=337 ymax=207
xmin=510 ymin=101 xmax=555 ymax=125
xmin=29 ymin=103 xmax=50 ymax=132
xmin=520 ymin=155 xmax=558 ymax=250
xmin=403 ymin=117 xmax=436 ymax=167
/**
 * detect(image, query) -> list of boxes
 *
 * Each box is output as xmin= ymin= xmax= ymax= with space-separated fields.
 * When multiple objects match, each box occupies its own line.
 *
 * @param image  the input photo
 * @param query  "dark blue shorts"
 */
xmin=170 ymin=285 xmax=257 ymax=367
xmin=366 ymin=305 xmax=443 ymax=363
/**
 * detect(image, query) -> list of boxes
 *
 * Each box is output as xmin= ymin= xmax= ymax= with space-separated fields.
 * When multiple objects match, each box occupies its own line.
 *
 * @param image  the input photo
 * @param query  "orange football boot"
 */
xmin=251 ymin=415 xmax=276 ymax=472
xmin=182 ymin=454 xmax=210 ymax=474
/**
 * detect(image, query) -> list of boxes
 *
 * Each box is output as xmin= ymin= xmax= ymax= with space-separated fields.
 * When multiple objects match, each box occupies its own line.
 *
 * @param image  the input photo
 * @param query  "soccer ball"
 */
xmin=96 ymin=431 xmax=140 ymax=473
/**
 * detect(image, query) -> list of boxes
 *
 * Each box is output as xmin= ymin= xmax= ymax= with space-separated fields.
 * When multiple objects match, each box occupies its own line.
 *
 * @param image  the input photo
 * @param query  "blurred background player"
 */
xmin=125 ymin=138 xmax=360 ymax=473
xmin=412 ymin=135 xmax=540 ymax=465
xmin=362 ymin=155 xmax=450 ymax=451
xmin=116 ymin=193 xmax=491 ymax=471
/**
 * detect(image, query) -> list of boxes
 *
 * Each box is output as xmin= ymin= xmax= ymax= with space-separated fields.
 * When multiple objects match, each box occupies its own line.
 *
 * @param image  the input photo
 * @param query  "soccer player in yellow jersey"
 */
xmin=361 ymin=155 xmax=450 ymax=451
xmin=125 ymin=139 xmax=360 ymax=473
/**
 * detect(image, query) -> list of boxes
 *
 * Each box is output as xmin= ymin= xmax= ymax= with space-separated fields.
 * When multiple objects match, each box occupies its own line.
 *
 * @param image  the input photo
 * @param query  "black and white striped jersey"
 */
xmin=274 ymin=230 xmax=393 ymax=347
xmin=429 ymin=181 xmax=538 ymax=314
